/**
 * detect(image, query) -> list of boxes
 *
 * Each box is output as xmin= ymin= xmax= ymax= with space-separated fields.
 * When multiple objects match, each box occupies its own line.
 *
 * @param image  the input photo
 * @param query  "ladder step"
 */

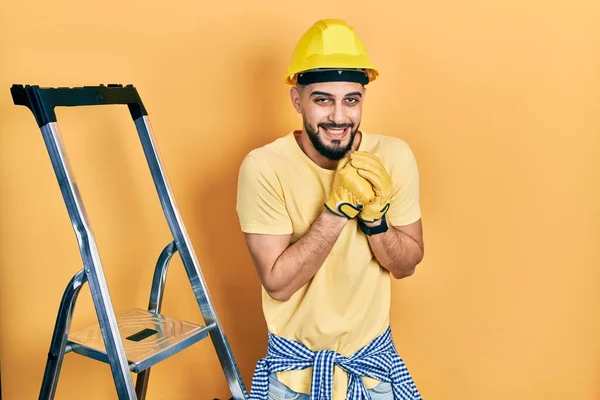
xmin=67 ymin=308 xmax=214 ymax=373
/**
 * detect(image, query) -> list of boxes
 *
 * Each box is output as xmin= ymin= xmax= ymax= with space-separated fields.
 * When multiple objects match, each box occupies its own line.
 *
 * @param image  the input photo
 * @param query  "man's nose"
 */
xmin=329 ymin=103 xmax=346 ymax=125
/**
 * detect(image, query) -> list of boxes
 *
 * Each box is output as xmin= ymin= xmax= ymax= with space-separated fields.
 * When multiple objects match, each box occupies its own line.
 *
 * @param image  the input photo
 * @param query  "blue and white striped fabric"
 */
xmin=247 ymin=326 xmax=422 ymax=399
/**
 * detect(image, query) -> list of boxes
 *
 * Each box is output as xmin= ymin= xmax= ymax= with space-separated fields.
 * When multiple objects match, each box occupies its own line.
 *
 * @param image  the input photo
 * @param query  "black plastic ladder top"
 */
xmin=10 ymin=84 xmax=148 ymax=127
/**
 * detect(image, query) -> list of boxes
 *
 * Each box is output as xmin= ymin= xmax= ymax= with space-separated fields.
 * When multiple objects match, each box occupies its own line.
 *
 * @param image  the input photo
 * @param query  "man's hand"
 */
xmin=324 ymin=156 xmax=375 ymax=219
xmin=349 ymin=151 xmax=393 ymax=223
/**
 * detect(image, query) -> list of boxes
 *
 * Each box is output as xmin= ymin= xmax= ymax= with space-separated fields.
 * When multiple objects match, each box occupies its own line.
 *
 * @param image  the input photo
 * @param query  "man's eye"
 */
xmin=345 ymin=98 xmax=359 ymax=104
xmin=315 ymin=98 xmax=328 ymax=103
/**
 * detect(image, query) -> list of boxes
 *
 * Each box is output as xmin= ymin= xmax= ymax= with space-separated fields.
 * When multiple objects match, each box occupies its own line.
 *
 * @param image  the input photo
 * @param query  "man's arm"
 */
xmin=239 ymin=153 xmax=375 ymax=302
xmin=243 ymin=209 xmax=347 ymax=302
xmin=349 ymin=148 xmax=424 ymax=279
xmin=363 ymin=218 xmax=424 ymax=279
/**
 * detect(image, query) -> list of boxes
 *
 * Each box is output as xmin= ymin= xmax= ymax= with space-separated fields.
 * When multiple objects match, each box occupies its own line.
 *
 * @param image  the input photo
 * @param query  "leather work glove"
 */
xmin=324 ymin=156 xmax=376 ymax=219
xmin=349 ymin=151 xmax=393 ymax=223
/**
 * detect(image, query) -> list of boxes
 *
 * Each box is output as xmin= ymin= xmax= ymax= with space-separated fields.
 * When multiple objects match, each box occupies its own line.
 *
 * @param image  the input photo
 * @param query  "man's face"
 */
xmin=291 ymin=81 xmax=365 ymax=161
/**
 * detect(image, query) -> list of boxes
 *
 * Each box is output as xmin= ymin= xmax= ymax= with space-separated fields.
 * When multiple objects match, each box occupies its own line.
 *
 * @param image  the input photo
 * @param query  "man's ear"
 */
xmin=290 ymin=86 xmax=302 ymax=113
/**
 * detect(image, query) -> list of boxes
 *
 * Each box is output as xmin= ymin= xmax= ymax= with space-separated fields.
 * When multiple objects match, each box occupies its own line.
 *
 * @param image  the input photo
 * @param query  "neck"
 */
xmin=295 ymin=130 xmax=362 ymax=170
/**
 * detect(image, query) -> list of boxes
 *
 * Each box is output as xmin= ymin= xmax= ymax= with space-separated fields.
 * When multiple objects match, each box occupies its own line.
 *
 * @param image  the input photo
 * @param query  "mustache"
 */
xmin=318 ymin=122 xmax=354 ymax=130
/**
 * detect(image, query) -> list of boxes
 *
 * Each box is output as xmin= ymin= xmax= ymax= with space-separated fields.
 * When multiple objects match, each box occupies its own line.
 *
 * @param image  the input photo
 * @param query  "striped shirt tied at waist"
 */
xmin=248 ymin=326 xmax=422 ymax=400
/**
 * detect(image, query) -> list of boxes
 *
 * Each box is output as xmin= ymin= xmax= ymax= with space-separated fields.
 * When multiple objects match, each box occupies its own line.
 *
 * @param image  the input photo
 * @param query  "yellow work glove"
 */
xmin=324 ymin=156 xmax=376 ymax=219
xmin=349 ymin=151 xmax=393 ymax=223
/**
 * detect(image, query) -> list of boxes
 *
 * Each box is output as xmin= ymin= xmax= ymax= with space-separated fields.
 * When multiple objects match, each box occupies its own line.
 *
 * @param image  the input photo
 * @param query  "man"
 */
xmin=236 ymin=19 xmax=424 ymax=400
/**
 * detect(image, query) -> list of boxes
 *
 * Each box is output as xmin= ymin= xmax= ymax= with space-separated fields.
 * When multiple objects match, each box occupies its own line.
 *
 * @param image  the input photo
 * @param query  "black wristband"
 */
xmin=358 ymin=214 xmax=389 ymax=236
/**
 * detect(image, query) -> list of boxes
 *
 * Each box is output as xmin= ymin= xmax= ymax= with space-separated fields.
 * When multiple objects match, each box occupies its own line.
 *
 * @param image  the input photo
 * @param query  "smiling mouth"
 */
xmin=321 ymin=126 xmax=350 ymax=140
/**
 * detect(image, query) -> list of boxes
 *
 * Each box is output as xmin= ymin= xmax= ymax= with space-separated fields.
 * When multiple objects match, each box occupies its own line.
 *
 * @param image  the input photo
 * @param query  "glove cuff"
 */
xmin=358 ymin=203 xmax=390 ymax=223
xmin=324 ymin=202 xmax=363 ymax=219
xmin=358 ymin=214 xmax=389 ymax=236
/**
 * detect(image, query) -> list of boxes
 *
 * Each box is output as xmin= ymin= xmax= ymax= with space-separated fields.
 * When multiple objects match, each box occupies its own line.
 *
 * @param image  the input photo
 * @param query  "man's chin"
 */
xmin=317 ymin=144 xmax=351 ymax=161
xmin=305 ymin=124 xmax=357 ymax=161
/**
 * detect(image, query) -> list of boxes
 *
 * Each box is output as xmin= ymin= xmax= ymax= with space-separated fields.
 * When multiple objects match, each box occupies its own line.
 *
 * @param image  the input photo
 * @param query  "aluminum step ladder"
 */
xmin=10 ymin=84 xmax=248 ymax=400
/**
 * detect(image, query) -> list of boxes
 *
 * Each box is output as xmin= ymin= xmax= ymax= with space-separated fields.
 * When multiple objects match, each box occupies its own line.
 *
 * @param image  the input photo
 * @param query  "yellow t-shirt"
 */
xmin=236 ymin=131 xmax=421 ymax=399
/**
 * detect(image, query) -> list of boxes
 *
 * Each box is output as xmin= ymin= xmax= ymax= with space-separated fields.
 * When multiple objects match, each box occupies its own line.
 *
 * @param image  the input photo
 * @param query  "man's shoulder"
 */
xmin=246 ymin=133 xmax=294 ymax=158
xmin=362 ymin=132 xmax=416 ymax=162
xmin=239 ymin=133 xmax=295 ymax=175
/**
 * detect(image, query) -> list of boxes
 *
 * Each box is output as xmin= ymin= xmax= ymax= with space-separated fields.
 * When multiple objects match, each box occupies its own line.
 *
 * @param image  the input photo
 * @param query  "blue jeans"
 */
xmin=267 ymin=372 xmax=394 ymax=400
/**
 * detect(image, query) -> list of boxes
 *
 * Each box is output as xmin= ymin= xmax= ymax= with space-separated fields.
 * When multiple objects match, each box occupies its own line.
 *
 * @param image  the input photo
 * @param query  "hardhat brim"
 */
xmin=284 ymin=53 xmax=379 ymax=85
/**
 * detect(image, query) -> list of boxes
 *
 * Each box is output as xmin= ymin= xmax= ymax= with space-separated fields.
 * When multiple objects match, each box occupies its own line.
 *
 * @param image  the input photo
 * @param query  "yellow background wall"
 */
xmin=1 ymin=0 xmax=599 ymax=399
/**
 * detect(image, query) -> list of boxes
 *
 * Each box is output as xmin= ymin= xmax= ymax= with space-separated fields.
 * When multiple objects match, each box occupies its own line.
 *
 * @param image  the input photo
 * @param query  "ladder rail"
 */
xmin=147 ymin=241 xmax=177 ymax=315
xmin=39 ymin=269 xmax=87 ymax=399
xmin=135 ymin=241 xmax=177 ymax=399
xmin=39 ymin=122 xmax=137 ymax=399
xmin=133 ymin=117 xmax=248 ymax=399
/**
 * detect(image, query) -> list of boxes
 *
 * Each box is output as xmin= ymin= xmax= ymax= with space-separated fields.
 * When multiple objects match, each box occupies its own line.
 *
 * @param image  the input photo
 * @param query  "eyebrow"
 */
xmin=310 ymin=90 xmax=363 ymax=97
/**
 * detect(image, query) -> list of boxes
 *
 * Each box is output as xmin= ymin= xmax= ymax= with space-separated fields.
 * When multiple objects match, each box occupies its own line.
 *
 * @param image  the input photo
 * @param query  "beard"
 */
xmin=303 ymin=117 xmax=359 ymax=161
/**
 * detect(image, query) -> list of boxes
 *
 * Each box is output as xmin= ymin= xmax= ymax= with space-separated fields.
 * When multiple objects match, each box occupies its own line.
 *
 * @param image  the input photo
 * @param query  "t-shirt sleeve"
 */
xmin=386 ymin=143 xmax=422 ymax=227
xmin=236 ymin=153 xmax=293 ymax=235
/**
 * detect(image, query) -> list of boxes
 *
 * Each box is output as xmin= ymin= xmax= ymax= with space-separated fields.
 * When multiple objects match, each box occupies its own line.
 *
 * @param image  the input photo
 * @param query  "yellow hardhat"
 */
xmin=284 ymin=19 xmax=379 ymax=85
